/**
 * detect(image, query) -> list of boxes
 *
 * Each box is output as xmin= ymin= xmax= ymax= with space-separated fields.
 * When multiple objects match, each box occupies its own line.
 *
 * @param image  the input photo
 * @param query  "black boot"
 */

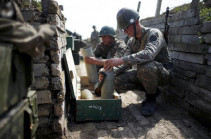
xmin=141 ymin=88 xmax=161 ymax=116
xmin=141 ymin=95 xmax=156 ymax=116
xmin=142 ymin=88 xmax=160 ymax=106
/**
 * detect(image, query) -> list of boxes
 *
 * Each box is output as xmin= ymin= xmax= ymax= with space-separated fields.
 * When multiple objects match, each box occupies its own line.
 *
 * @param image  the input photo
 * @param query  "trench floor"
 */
xmin=64 ymin=60 xmax=210 ymax=139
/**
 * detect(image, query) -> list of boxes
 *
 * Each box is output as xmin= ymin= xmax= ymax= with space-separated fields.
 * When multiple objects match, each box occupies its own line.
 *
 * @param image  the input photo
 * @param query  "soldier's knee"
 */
xmin=114 ymin=75 xmax=122 ymax=86
xmin=138 ymin=62 xmax=157 ymax=75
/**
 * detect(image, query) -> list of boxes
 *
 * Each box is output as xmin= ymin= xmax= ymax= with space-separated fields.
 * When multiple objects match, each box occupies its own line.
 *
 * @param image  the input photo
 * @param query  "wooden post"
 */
xmin=155 ymin=0 xmax=162 ymax=17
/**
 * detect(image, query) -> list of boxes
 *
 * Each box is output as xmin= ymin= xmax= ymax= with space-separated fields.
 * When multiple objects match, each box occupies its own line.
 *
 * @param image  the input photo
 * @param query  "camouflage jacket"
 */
xmin=123 ymin=26 xmax=171 ymax=66
xmin=93 ymin=39 xmax=129 ymax=75
xmin=94 ymin=39 xmax=126 ymax=59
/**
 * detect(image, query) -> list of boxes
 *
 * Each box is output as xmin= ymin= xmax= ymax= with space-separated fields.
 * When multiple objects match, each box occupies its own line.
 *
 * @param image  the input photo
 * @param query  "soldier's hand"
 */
xmin=104 ymin=58 xmax=124 ymax=71
xmin=84 ymin=56 xmax=96 ymax=64
xmin=99 ymin=73 xmax=104 ymax=82
xmin=99 ymin=68 xmax=106 ymax=82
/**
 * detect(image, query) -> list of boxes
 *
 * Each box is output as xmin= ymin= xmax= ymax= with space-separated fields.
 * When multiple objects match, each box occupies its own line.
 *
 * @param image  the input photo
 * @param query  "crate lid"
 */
xmin=63 ymin=48 xmax=78 ymax=99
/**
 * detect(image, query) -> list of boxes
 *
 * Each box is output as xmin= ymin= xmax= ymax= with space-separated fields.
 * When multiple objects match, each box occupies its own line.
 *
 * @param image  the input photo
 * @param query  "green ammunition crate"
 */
xmin=0 ymin=91 xmax=38 ymax=139
xmin=0 ymin=43 xmax=32 ymax=116
xmin=0 ymin=43 xmax=12 ymax=115
xmin=27 ymin=91 xmax=39 ymax=136
xmin=72 ymin=52 xmax=80 ymax=65
xmin=64 ymin=49 xmax=122 ymax=121
xmin=66 ymin=36 xmax=74 ymax=50
xmin=72 ymin=39 xmax=81 ymax=53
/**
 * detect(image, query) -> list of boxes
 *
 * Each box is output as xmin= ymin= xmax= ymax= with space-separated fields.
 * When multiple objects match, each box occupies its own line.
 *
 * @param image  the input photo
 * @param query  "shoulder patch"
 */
xmin=149 ymin=35 xmax=158 ymax=42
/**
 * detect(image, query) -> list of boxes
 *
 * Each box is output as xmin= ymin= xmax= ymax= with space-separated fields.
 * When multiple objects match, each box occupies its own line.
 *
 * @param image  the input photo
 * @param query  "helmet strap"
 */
xmin=133 ymin=23 xmax=137 ymax=40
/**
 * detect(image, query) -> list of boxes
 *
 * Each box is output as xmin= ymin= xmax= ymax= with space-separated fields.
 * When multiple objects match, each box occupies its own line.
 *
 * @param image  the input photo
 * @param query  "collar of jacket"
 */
xmin=140 ymin=25 xmax=147 ymax=40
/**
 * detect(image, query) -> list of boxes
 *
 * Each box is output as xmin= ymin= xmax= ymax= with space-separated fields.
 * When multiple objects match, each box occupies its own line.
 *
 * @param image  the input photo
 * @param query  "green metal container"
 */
xmin=0 ymin=43 xmax=33 ymax=116
xmin=0 ymin=42 xmax=38 ymax=138
xmin=66 ymin=36 xmax=74 ymax=50
xmin=0 ymin=91 xmax=38 ymax=139
xmin=63 ymin=49 xmax=122 ymax=122
xmin=72 ymin=52 xmax=80 ymax=65
xmin=0 ymin=43 xmax=12 ymax=115
xmin=75 ymin=96 xmax=121 ymax=121
xmin=73 ymin=39 xmax=81 ymax=53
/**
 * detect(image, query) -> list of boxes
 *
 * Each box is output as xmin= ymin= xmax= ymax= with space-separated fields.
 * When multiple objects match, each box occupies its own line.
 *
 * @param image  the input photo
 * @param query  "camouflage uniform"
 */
xmin=115 ymin=26 xmax=173 ymax=95
xmin=91 ymin=30 xmax=100 ymax=50
xmin=94 ymin=39 xmax=126 ymax=59
xmin=94 ymin=39 xmax=127 ymax=72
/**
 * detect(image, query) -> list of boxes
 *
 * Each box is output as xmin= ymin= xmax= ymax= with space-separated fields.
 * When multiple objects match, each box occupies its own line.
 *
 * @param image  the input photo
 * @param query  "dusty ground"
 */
xmin=63 ymin=60 xmax=210 ymax=139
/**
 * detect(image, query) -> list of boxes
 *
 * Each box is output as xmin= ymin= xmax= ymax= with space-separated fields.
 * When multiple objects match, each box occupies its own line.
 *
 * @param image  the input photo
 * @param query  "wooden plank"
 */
xmin=63 ymin=48 xmax=78 ymax=99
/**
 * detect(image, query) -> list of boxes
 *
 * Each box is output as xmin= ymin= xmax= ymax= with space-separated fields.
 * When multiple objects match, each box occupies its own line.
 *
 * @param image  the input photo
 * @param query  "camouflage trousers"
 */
xmin=115 ymin=61 xmax=173 ymax=94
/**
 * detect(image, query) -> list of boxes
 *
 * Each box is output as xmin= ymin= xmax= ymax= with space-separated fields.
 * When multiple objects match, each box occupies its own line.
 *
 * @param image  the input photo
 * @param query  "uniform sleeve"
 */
xmin=113 ymin=65 xmax=130 ymax=75
xmin=113 ymin=41 xmax=127 ymax=58
xmin=113 ymin=41 xmax=131 ymax=75
xmin=93 ymin=43 xmax=102 ymax=58
xmin=122 ymin=30 xmax=164 ymax=65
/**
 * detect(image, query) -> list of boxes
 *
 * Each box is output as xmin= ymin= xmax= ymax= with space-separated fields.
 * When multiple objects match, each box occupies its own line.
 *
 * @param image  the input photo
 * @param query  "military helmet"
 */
xmin=99 ymin=26 xmax=116 ymax=37
xmin=117 ymin=8 xmax=139 ymax=31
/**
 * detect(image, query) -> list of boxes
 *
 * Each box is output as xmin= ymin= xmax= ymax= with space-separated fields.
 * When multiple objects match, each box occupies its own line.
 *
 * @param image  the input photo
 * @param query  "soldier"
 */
xmin=90 ymin=25 xmax=100 ymax=50
xmin=104 ymin=8 xmax=173 ymax=116
xmin=85 ymin=25 xmax=127 ymax=74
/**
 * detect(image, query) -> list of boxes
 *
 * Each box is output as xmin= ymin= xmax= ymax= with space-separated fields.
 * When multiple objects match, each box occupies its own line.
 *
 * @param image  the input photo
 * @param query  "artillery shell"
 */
xmin=81 ymin=89 xmax=94 ymax=100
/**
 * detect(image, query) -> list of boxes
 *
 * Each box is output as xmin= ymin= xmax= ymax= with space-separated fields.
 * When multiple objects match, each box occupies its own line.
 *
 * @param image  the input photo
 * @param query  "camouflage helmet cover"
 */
xmin=117 ymin=8 xmax=139 ymax=31
xmin=99 ymin=26 xmax=116 ymax=37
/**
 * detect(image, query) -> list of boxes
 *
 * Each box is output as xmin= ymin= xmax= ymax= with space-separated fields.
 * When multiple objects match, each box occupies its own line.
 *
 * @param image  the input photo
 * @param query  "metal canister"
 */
xmin=101 ymin=68 xmax=114 ymax=99
xmin=82 ymin=46 xmax=98 ymax=84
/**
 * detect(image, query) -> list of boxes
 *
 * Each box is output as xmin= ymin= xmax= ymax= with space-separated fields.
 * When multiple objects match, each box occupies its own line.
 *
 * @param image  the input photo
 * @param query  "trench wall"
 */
xmin=22 ymin=0 xmax=68 ymax=137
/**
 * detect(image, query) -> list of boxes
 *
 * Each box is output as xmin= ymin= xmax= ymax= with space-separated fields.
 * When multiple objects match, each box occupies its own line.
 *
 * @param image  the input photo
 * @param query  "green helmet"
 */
xmin=99 ymin=26 xmax=116 ymax=37
xmin=117 ymin=8 xmax=139 ymax=31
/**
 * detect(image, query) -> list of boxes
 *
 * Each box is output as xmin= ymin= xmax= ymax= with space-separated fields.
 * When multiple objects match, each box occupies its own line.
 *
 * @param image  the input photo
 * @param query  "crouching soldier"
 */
xmin=104 ymin=8 xmax=173 ymax=116
xmin=84 ymin=25 xmax=127 ymax=72
xmin=85 ymin=26 xmax=128 ymax=96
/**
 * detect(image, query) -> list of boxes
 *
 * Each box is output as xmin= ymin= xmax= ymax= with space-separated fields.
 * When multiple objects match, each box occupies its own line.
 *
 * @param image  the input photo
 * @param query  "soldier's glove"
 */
xmin=94 ymin=71 xmax=106 ymax=96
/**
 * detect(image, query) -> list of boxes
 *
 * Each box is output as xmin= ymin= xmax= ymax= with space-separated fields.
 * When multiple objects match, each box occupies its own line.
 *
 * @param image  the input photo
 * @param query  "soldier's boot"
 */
xmin=142 ymin=88 xmax=160 ymax=106
xmin=141 ymin=88 xmax=161 ymax=116
xmin=141 ymin=94 xmax=156 ymax=116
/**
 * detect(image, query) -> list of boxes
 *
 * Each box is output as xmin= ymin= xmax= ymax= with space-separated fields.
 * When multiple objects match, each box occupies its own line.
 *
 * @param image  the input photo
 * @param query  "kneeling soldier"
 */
xmin=104 ymin=8 xmax=173 ymax=116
